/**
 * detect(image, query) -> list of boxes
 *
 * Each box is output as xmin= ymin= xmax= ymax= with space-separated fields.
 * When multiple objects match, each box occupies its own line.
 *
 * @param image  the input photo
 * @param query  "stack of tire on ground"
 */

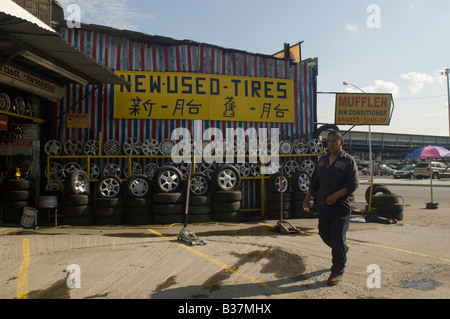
xmin=123 ymin=174 xmax=152 ymax=225
xmin=290 ymin=170 xmax=316 ymax=218
xmin=187 ymin=171 xmax=212 ymax=223
xmin=365 ymin=184 xmax=404 ymax=221
xmin=0 ymin=177 xmax=34 ymax=224
xmin=151 ymin=165 xmax=185 ymax=224
xmin=211 ymin=164 xmax=242 ymax=222
xmin=60 ymin=170 xmax=93 ymax=226
xmin=94 ymin=175 xmax=123 ymax=225
xmin=266 ymin=171 xmax=291 ymax=220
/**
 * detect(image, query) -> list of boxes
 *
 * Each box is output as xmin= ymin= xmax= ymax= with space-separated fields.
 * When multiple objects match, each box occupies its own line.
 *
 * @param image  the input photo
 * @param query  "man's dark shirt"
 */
xmin=309 ymin=150 xmax=359 ymax=210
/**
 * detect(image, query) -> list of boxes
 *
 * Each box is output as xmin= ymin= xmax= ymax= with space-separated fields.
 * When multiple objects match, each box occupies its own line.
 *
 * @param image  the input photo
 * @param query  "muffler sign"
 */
xmin=335 ymin=93 xmax=393 ymax=125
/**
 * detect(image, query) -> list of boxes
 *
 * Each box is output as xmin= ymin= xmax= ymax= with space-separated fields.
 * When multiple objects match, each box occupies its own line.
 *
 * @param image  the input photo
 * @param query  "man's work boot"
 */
xmin=327 ymin=272 xmax=343 ymax=286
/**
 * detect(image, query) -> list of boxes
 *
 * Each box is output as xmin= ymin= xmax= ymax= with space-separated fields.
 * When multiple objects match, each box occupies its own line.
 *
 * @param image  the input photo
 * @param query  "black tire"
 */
xmin=4 ymin=179 xmax=31 ymax=190
xmin=152 ymin=214 xmax=184 ymax=224
xmin=291 ymin=191 xmax=308 ymax=201
xmin=124 ymin=197 xmax=151 ymax=208
xmin=95 ymin=197 xmax=123 ymax=208
xmin=4 ymin=190 xmax=33 ymax=201
xmin=365 ymin=184 xmax=391 ymax=203
xmin=189 ymin=172 xmax=210 ymax=196
xmin=313 ymin=124 xmax=340 ymax=139
xmin=1 ymin=210 xmax=23 ymax=223
xmin=267 ymin=201 xmax=291 ymax=211
xmin=265 ymin=210 xmax=291 ymax=220
xmin=61 ymin=215 xmax=94 ymax=226
xmin=2 ymin=201 xmax=31 ymax=212
xmin=123 ymin=206 xmax=151 ymax=216
xmin=97 ymin=175 xmax=122 ymax=198
xmin=152 ymin=192 xmax=184 ymax=204
xmin=376 ymin=203 xmax=404 ymax=214
xmin=65 ymin=170 xmax=90 ymax=195
xmin=366 ymin=204 xmax=403 ymax=220
xmin=213 ymin=211 xmax=242 ymax=222
xmin=188 ymin=205 xmax=211 ymax=215
xmin=267 ymin=192 xmax=292 ymax=202
xmin=94 ymin=215 xmax=123 ymax=225
xmin=187 ymin=214 xmax=211 ymax=223
xmin=369 ymin=205 xmax=404 ymax=221
xmin=61 ymin=205 xmax=93 ymax=217
xmin=291 ymin=171 xmax=311 ymax=192
xmin=211 ymin=164 xmax=241 ymax=191
xmin=212 ymin=201 xmax=241 ymax=213
xmin=268 ymin=172 xmax=289 ymax=193
xmin=60 ymin=194 xmax=90 ymax=206
xmin=94 ymin=207 xmax=123 ymax=217
xmin=292 ymin=209 xmax=317 ymax=218
xmin=152 ymin=203 xmax=184 ymax=215
xmin=127 ymin=174 xmax=151 ymax=198
xmin=189 ymin=195 xmax=211 ymax=206
xmin=371 ymin=193 xmax=399 ymax=207
xmin=124 ymin=215 xmax=152 ymax=225
xmin=291 ymin=199 xmax=313 ymax=211
xmin=211 ymin=191 xmax=242 ymax=202
xmin=152 ymin=165 xmax=184 ymax=193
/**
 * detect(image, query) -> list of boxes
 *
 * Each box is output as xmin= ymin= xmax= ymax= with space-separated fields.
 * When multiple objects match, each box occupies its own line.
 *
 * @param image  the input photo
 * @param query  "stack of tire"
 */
xmin=94 ymin=175 xmax=123 ymax=225
xmin=187 ymin=172 xmax=212 ymax=223
xmin=211 ymin=164 xmax=242 ymax=222
xmin=124 ymin=174 xmax=152 ymax=225
xmin=151 ymin=165 xmax=185 ymax=224
xmin=266 ymin=171 xmax=291 ymax=220
xmin=365 ymin=184 xmax=404 ymax=221
xmin=1 ymin=178 xmax=34 ymax=224
xmin=60 ymin=170 xmax=93 ymax=226
xmin=290 ymin=170 xmax=316 ymax=218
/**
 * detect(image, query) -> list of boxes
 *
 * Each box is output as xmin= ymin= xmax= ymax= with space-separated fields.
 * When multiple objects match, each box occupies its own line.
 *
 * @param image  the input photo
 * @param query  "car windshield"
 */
xmin=416 ymin=163 xmax=429 ymax=168
xmin=399 ymin=165 xmax=413 ymax=171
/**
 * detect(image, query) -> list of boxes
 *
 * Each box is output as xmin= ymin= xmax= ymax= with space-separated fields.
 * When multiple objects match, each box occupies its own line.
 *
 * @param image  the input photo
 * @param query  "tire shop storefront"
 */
xmin=3 ymin=9 xmax=320 ymax=226
xmin=0 ymin=2 xmax=129 ymax=225
xmin=39 ymin=20 xmax=320 ymax=227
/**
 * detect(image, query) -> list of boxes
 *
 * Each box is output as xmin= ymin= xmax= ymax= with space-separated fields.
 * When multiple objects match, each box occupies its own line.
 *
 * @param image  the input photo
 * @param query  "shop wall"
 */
xmin=47 ymin=26 xmax=318 ymax=210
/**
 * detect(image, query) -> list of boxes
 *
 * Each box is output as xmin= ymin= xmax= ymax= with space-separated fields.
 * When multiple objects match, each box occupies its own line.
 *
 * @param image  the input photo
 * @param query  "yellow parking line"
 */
xmin=260 ymin=223 xmax=450 ymax=264
xmin=16 ymin=238 xmax=30 ymax=299
xmin=147 ymin=228 xmax=297 ymax=299
xmin=348 ymin=240 xmax=450 ymax=264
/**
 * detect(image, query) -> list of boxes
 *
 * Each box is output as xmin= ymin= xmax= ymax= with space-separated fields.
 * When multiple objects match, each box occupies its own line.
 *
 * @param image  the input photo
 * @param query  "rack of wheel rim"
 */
xmin=45 ymin=132 xmax=326 ymax=215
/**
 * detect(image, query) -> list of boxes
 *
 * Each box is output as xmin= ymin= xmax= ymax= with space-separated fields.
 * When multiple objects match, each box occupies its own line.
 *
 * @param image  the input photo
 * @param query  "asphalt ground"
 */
xmin=1 ymin=175 xmax=450 ymax=305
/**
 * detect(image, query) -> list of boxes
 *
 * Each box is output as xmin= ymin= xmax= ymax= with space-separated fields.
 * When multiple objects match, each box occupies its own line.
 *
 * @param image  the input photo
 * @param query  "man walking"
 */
xmin=303 ymin=130 xmax=359 ymax=286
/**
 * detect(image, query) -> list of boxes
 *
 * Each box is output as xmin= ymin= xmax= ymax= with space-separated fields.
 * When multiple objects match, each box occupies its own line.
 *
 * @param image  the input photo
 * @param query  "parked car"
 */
xmin=393 ymin=164 xmax=414 ymax=179
xmin=414 ymin=161 xmax=450 ymax=179
xmin=361 ymin=164 xmax=396 ymax=176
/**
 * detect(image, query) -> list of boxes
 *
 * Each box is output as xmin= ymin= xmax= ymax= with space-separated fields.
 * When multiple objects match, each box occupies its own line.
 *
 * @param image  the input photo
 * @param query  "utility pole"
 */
xmin=441 ymin=68 xmax=450 ymax=136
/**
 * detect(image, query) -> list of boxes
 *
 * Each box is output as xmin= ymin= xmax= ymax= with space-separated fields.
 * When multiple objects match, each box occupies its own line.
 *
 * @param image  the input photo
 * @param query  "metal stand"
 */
xmin=177 ymin=163 xmax=206 ymax=245
xmin=275 ymin=164 xmax=299 ymax=234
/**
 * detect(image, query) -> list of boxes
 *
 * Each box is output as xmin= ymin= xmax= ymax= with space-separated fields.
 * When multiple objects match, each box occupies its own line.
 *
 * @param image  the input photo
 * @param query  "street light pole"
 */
xmin=441 ymin=68 xmax=450 ymax=136
xmin=342 ymin=82 xmax=373 ymax=181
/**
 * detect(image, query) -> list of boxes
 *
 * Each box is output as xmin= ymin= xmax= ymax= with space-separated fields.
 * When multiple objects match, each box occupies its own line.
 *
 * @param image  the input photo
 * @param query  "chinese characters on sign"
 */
xmin=113 ymin=71 xmax=295 ymax=123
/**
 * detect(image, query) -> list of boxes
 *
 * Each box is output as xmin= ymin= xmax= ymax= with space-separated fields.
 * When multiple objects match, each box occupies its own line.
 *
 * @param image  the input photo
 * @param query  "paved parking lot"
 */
xmin=1 ymin=177 xmax=450 ymax=302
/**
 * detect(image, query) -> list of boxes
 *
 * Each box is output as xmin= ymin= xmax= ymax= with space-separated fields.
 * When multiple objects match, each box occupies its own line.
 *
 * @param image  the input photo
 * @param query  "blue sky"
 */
xmin=59 ymin=0 xmax=450 ymax=136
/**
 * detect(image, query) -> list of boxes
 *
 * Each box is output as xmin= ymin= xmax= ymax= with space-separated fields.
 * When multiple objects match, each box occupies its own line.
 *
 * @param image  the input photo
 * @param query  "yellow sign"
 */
xmin=273 ymin=42 xmax=302 ymax=62
xmin=67 ymin=113 xmax=89 ymax=128
xmin=335 ymin=93 xmax=392 ymax=125
xmin=113 ymin=71 xmax=295 ymax=123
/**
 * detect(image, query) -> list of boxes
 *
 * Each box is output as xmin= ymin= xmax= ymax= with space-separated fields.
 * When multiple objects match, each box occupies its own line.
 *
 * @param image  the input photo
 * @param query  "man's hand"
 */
xmin=326 ymin=188 xmax=348 ymax=205
xmin=302 ymin=192 xmax=311 ymax=212
xmin=326 ymin=194 xmax=339 ymax=206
